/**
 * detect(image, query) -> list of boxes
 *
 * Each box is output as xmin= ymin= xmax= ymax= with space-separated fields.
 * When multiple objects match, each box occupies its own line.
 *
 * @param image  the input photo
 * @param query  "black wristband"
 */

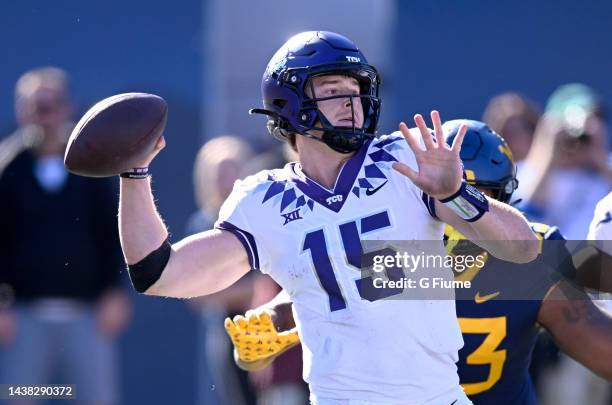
xmin=120 ymin=167 xmax=149 ymax=179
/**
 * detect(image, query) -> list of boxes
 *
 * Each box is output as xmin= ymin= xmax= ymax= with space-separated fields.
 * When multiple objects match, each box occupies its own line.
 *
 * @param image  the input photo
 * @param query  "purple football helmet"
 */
xmin=250 ymin=31 xmax=381 ymax=153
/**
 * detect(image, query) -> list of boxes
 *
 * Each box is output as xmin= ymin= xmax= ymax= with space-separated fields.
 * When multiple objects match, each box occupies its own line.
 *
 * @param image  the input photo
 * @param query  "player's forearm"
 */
xmin=540 ymin=288 xmax=612 ymax=380
xmin=119 ymin=178 xmax=168 ymax=264
xmin=438 ymin=198 xmax=538 ymax=263
xmin=451 ymin=199 xmax=539 ymax=263
xmin=468 ymin=200 xmax=539 ymax=263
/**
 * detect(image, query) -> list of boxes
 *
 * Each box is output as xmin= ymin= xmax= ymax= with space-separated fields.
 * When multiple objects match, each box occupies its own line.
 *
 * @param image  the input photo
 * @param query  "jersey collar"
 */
xmin=288 ymin=140 xmax=371 ymax=213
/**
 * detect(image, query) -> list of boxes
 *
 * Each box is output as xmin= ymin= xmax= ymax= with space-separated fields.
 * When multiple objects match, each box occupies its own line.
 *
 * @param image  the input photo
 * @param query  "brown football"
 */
xmin=64 ymin=93 xmax=167 ymax=177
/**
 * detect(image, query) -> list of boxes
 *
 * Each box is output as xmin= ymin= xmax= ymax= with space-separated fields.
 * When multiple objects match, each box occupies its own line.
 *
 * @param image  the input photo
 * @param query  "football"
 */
xmin=64 ymin=92 xmax=167 ymax=177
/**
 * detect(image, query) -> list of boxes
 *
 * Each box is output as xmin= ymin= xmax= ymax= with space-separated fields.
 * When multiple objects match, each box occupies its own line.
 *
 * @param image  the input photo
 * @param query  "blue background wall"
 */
xmin=384 ymin=0 xmax=612 ymax=133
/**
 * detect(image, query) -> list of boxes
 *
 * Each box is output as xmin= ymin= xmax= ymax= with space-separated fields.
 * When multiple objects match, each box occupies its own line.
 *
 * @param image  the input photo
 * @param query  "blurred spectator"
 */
xmin=0 ymin=67 xmax=130 ymax=405
xmin=186 ymin=135 xmax=256 ymax=405
xmin=483 ymin=93 xmax=561 ymax=393
xmin=516 ymin=83 xmax=612 ymax=239
xmin=187 ymin=135 xmax=254 ymax=233
xmin=517 ymin=84 xmax=612 ymax=405
xmin=483 ymin=92 xmax=541 ymax=164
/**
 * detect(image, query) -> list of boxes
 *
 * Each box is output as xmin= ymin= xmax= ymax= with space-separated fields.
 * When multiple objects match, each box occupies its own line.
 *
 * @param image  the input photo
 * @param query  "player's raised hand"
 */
xmin=224 ymin=310 xmax=300 ymax=371
xmin=392 ymin=111 xmax=467 ymax=200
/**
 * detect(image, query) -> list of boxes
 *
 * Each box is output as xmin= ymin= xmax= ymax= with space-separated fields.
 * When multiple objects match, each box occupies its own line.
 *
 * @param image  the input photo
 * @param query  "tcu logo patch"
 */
xmin=345 ymin=56 xmax=361 ymax=63
xmin=281 ymin=208 xmax=303 ymax=225
xmin=326 ymin=195 xmax=343 ymax=205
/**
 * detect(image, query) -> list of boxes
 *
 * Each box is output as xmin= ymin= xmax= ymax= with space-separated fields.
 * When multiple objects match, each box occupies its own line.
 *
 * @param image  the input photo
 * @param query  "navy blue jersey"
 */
xmin=449 ymin=223 xmax=572 ymax=405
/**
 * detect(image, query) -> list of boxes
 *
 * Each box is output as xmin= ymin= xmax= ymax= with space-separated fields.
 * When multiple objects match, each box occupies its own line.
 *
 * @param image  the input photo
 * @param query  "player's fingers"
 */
xmin=399 ymin=122 xmax=423 ymax=155
xmin=224 ymin=318 xmax=239 ymax=337
xmin=392 ymin=162 xmax=418 ymax=183
xmin=243 ymin=311 xmax=260 ymax=333
xmin=414 ymin=114 xmax=436 ymax=150
xmin=430 ymin=111 xmax=446 ymax=147
xmin=244 ymin=309 xmax=258 ymax=320
xmin=451 ymin=124 xmax=468 ymax=153
xmin=233 ymin=315 xmax=248 ymax=330
xmin=259 ymin=312 xmax=273 ymax=330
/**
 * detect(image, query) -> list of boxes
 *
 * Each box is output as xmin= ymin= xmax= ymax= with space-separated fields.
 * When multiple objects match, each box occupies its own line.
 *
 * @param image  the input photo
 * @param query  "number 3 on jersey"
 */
xmin=302 ymin=210 xmax=404 ymax=311
xmin=459 ymin=316 xmax=508 ymax=395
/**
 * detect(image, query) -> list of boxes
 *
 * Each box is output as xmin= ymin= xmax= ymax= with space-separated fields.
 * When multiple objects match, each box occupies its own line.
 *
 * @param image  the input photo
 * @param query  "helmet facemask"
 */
xmin=297 ymin=65 xmax=380 ymax=153
xmin=253 ymin=62 xmax=381 ymax=154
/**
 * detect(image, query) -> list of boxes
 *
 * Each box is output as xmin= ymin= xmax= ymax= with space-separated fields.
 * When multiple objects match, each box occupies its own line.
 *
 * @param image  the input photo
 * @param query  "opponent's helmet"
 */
xmin=444 ymin=119 xmax=518 ymax=203
xmin=250 ymin=31 xmax=381 ymax=153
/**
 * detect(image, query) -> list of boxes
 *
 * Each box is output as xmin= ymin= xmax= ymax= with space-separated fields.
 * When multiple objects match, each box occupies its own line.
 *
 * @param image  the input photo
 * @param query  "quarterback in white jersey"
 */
xmin=217 ymin=131 xmax=464 ymax=402
xmin=118 ymin=31 xmax=538 ymax=404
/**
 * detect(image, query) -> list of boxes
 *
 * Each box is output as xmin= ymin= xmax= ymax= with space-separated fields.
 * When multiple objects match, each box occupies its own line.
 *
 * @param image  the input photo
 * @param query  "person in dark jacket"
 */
xmin=0 ymin=67 xmax=130 ymax=405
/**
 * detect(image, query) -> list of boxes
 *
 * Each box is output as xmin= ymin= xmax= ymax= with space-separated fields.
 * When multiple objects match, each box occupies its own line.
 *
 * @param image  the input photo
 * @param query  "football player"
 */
xmin=119 ymin=32 xmax=538 ymax=404
xmin=226 ymin=120 xmax=612 ymax=405
xmin=444 ymin=120 xmax=612 ymax=404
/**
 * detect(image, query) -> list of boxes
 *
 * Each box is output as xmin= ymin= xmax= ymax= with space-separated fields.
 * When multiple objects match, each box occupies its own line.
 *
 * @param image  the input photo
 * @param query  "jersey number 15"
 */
xmin=302 ymin=210 xmax=404 ymax=311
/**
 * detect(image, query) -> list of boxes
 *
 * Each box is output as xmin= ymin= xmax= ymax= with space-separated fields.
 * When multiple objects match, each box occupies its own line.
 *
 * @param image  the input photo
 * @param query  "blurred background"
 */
xmin=0 ymin=0 xmax=611 ymax=404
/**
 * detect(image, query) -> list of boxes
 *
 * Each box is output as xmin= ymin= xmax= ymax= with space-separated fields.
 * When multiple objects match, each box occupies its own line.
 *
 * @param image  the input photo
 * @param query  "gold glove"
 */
xmin=224 ymin=310 xmax=299 ymax=368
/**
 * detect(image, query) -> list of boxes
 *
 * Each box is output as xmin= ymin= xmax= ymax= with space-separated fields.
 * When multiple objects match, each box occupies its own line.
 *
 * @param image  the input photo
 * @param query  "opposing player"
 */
xmin=119 ymin=32 xmax=538 ymax=404
xmin=226 ymin=120 xmax=612 ymax=404
xmin=444 ymin=120 xmax=612 ymax=404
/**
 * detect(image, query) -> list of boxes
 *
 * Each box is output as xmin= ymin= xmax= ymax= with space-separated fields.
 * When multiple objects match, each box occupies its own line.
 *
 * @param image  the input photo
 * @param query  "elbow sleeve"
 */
xmin=127 ymin=239 xmax=172 ymax=293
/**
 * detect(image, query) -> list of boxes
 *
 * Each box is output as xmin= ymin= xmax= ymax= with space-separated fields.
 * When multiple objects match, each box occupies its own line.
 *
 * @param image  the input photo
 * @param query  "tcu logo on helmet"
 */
xmin=345 ymin=56 xmax=361 ymax=63
xmin=326 ymin=195 xmax=343 ymax=205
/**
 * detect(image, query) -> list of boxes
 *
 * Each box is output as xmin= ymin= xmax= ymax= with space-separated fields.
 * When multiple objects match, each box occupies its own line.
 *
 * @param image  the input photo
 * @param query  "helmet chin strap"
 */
xmin=302 ymin=110 xmax=368 ymax=154
xmin=301 ymin=79 xmax=367 ymax=154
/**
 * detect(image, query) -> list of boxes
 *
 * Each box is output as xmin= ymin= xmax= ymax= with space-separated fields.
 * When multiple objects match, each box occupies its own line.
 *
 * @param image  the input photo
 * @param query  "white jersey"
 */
xmin=587 ymin=191 xmax=612 ymax=313
xmin=588 ymin=191 xmax=612 ymax=250
xmin=216 ymin=132 xmax=463 ymax=403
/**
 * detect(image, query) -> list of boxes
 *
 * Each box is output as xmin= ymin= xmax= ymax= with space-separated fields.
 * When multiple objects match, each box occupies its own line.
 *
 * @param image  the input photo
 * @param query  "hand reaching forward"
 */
xmin=224 ymin=310 xmax=300 ymax=370
xmin=392 ymin=111 xmax=467 ymax=200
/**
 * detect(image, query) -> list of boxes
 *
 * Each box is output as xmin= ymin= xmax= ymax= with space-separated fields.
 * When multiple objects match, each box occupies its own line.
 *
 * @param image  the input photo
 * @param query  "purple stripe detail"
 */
xmin=352 ymin=186 xmax=360 ymax=198
xmin=358 ymin=178 xmax=373 ymax=189
xmin=421 ymin=192 xmax=437 ymax=219
xmin=364 ymin=163 xmax=386 ymax=179
xmin=373 ymin=136 xmax=402 ymax=149
xmin=428 ymin=195 xmax=437 ymax=219
xmin=288 ymin=139 xmax=371 ymax=213
xmin=262 ymin=181 xmax=286 ymax=203
xmin=280 ymin=188 xmax=297 ymax=211
xmin=296 ymin=195 xmax=306 ymax=208
xmin=215 ymin=221 xmax=260 ymax=270
xmin=368 ymin=149 xmax=398 ymax=163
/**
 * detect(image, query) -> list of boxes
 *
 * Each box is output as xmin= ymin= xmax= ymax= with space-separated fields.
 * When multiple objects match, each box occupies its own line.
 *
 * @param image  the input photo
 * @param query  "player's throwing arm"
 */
xmin=63 ymin=93 xmax=252 ymax=298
